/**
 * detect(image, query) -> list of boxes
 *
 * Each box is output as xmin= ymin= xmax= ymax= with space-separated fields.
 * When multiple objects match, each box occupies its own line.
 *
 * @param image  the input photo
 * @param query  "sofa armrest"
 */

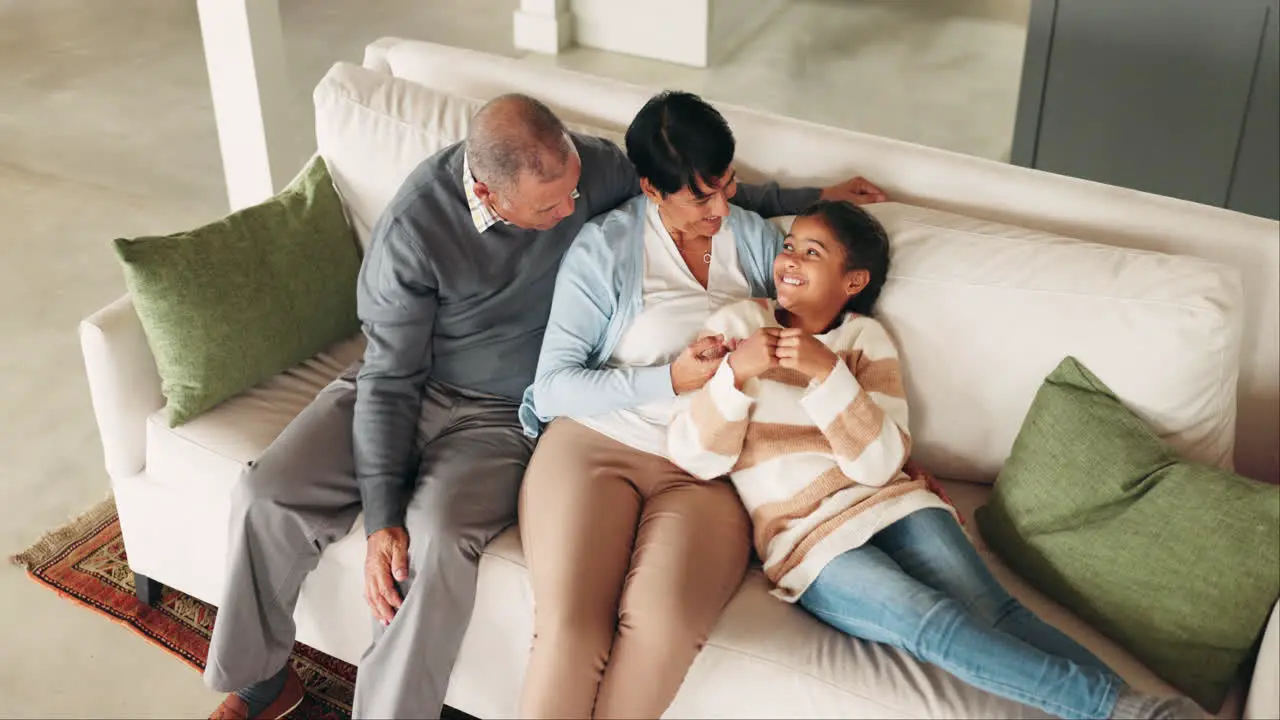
xmin=79 ymin=294 xmax=164 ymax=480
xmin=1245 ymin=600 xmax=1280 ymax=720
xmin=361 ymin=37 xmax=399 ymax=73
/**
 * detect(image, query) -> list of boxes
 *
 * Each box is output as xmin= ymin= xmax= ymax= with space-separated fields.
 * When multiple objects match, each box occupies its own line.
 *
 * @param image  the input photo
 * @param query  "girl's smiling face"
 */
xmin=774 ymin=215 xmax=869 ymax=322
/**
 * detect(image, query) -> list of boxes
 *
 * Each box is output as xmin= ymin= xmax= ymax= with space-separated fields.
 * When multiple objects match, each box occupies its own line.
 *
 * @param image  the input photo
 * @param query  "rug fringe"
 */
xmin=9 ymin=496 xmax=117 ymax=570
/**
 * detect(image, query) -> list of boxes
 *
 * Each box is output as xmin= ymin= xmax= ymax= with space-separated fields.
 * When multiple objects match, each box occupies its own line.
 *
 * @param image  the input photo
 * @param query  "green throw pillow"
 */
xmin=976 ymin=357 xmax=1279 ymax=712
xmin=115 ymin=156 xmax=361 ymax=425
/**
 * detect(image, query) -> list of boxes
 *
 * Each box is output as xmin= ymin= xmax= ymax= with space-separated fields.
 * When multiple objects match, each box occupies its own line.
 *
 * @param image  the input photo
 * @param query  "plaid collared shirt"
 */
xmin=463 ymin=153 xmax=504 ymax=234
xmin=462 ymin=151 xmax=580 ymax=234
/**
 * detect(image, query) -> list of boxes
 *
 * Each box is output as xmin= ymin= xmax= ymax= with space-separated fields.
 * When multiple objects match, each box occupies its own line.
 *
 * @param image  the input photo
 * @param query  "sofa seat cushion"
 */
xmin=465 ymin=479 xmax=1245 ymax=718
xmin=144 ymin=334 xmax=365 ymax=496
xmin=662 ymin=478 xmax=1197 ymax=717
xmin=143 ymin=374 xmax=1241 ymax=716
xmin=136 ymin=329 xmax=1241 ymax=716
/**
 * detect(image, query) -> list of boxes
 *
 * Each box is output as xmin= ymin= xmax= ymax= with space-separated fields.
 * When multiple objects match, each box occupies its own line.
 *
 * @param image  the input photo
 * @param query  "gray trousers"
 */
xmin=203 ymin=366 xmax=534 ymax=719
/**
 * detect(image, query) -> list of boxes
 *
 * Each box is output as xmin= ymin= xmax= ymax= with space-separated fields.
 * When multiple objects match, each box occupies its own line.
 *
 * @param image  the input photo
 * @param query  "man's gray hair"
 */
xmin=465 ymin=93 xmax=571 ymax=192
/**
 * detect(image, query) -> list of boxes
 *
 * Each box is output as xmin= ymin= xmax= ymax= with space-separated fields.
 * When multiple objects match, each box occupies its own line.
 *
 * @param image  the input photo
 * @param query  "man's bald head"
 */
xmin=466 ymin=94 xmax=572 ymax=193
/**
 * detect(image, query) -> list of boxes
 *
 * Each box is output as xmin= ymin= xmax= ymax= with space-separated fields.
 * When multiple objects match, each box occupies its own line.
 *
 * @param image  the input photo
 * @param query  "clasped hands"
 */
xmin=670 ymin=327 xmax=840 ymax=394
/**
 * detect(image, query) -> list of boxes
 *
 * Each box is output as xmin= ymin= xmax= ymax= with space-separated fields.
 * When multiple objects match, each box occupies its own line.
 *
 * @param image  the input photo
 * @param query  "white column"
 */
xmin=572 ymin=0 xmax=710 ymax=67
xmin=569 ymin=0 xmax=786 ymax=68
xmin=513 ymin=0 xmax=574 ymax=55
xmin=196 ymin=0 xmax=305 ymax=211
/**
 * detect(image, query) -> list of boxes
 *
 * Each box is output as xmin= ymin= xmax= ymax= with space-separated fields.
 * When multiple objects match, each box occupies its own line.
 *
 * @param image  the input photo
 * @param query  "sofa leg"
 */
xmin=134 ymin=572 xmax=164 ymax=607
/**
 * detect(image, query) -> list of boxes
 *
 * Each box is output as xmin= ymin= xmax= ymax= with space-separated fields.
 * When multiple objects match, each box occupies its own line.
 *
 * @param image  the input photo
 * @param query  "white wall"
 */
xmin=519 ymin=0 xmax=787 ymax=67
xmin=513 ymin=0 xmax=573 ymax=54
xmin=708 ymin=0 xmax=786 ymax=65
xmin=571 ymin=0 xmax=710 ymax=66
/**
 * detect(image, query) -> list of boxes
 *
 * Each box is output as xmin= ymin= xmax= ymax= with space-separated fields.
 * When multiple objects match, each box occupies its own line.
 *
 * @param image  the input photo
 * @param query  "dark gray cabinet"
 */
xmin=1013 ymin=0 xmax=1279 ymax=220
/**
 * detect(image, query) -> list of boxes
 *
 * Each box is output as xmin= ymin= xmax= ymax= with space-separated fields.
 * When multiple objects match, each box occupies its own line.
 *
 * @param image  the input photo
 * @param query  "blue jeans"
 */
xmin=798 ymin=509 xmax=1121 ymax=720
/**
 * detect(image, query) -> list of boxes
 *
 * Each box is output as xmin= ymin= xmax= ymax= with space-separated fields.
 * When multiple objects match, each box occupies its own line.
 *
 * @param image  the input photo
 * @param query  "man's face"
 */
xmin=475 ymin=149 xmax=582 ymax=232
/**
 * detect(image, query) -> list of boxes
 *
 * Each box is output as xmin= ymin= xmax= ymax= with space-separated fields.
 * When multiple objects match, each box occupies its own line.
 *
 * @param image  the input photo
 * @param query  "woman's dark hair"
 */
xmin=625 ymin=91 xmax=735 ymax=199
xmin=797 ymin=200 xmax=891 ymax=316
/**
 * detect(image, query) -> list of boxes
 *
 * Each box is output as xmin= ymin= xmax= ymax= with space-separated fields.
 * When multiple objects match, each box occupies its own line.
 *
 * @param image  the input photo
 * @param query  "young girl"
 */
xmin=666 ymin=200 xmax=1203 ymax=720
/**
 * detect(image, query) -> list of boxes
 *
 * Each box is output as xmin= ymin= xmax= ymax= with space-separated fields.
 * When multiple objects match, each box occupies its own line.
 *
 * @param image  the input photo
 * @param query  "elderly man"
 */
xmin=204 ymin=93 xmax=885 ymax=719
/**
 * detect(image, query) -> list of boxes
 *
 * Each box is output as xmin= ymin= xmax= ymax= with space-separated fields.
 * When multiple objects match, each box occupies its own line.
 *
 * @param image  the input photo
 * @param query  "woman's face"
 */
xmin=774 ymin=215 xmax=868 ymax=318
xmin=642 ymin=168 xmax=738 ymax=238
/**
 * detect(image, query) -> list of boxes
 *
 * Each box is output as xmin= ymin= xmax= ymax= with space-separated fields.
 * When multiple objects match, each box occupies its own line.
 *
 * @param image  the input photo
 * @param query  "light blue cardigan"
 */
xmin=519 ymin=194 xmax=785 ymax=437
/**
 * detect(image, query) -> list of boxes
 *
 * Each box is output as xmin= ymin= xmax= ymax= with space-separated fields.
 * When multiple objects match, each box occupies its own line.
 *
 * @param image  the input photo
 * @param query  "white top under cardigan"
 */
xmin=576 ymin=201 xmax=751 ymax=457
xmin=518 ymin=194 xmax=792 ymax=437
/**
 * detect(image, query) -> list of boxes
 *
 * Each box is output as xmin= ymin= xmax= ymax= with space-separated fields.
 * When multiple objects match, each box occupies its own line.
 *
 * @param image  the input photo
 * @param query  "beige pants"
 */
xmin=519 ymin=419 xmax=752 ymax=719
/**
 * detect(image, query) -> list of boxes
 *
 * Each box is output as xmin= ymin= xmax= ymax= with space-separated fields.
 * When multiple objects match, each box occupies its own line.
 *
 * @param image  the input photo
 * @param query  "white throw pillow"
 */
xmin=313 ymin=61 xmax=625 ymax=248
xmin=771 ymin=203 xmax=1244 ymax=482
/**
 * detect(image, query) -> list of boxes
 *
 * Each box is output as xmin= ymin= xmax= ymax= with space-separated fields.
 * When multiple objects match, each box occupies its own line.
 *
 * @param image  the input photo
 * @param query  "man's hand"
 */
xmin=364 ymin=526 xmax=410 ymax=626
xmin=728 ymin=328 xmax=781 ymax=389
xmin=774 ymin=328 xmax=840 ymax=382
xmin=821 ymin=176 xmax=888 ymax=205
xmin=672 ymin=335 xmax=727 ymax=394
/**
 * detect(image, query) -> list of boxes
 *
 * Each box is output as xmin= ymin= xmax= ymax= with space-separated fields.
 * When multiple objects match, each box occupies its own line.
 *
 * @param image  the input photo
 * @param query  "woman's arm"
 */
xmin=525 ymin=223 xmax=675 ymax=425
xmin=799 ymin=321 xmax=911 ymax=488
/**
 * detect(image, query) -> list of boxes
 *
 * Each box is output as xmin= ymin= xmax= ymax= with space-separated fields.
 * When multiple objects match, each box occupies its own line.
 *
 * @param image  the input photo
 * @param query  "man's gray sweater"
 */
xmin=354 ymin=133 xmax=821 ymax=535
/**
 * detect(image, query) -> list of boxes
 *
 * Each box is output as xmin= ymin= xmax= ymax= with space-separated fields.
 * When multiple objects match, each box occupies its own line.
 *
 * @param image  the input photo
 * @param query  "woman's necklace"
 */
xmin=661 ymin=210 xmax=712 ymax=264
xmin=670 ymin=230 xmax=712 ymax=264
xmin=682 ymin=240 xmax=712 ymax=264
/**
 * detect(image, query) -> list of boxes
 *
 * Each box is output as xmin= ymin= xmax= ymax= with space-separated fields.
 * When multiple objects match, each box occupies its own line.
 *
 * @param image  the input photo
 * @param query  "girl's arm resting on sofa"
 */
xmin=527 ymin=231 xmax=675 ymax=424
xmin=668 ymin=361 xmax=754 ymax=480
xmin=799 ymin=322 xmax=911 ymax=487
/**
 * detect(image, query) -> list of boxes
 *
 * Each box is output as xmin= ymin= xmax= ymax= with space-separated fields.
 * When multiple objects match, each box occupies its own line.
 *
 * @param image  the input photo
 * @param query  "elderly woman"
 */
xmin=516 ymin=91 xmax=886 ymax=718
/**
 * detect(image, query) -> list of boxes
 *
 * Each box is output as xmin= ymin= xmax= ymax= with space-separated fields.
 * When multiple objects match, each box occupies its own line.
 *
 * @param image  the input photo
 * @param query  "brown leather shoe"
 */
xmin=208 ymin=667 xmax=305 ymax=720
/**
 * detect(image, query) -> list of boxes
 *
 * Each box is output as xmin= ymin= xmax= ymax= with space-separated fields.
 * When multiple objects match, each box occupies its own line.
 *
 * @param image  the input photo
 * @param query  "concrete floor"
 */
xmin=0 ymin=0 xmax=1027 ymax=716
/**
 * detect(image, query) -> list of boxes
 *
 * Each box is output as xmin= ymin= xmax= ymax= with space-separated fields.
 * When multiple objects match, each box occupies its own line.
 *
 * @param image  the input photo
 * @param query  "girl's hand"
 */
xmin=774 ymin=328 xmax=839 ymax=382
xmin=727 ymin=328 xmax=781 ymax=389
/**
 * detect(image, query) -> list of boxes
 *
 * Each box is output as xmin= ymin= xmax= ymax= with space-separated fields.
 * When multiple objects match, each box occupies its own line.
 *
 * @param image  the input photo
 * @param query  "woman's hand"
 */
xmin=671 ymin=335 xmax=727 ymax=394
xmin=728 ymin=328 xmax=781 ymax=389
xmin=774 ymin=328 xmax=839 ymax=382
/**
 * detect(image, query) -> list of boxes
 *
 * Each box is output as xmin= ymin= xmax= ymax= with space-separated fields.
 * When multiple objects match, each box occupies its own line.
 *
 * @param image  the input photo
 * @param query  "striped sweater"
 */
xmin=668 ymin=299 xmax=955 ymax=602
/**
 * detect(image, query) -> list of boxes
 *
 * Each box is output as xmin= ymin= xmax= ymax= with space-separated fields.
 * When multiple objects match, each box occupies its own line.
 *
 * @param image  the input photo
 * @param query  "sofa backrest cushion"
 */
xmin=357 ymin=37 xmax=1279 ymax=485
xmin=311 ymin=58 xmax=1243 ymax=482
xmin=773 ymin=207 xmax=1243 ymax=481
xmin=313 ymin=62 xmax=622 ymax=249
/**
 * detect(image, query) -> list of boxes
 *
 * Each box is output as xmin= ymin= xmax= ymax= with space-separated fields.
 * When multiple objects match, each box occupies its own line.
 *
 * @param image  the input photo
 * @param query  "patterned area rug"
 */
xmin=10 ymin=498 xmax=472 ymax=720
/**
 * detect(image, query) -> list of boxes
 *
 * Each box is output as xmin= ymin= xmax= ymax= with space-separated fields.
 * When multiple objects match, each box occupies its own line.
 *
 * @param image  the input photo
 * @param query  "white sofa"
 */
xmin=80 ymin=38 xmax=1280 ymax=719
